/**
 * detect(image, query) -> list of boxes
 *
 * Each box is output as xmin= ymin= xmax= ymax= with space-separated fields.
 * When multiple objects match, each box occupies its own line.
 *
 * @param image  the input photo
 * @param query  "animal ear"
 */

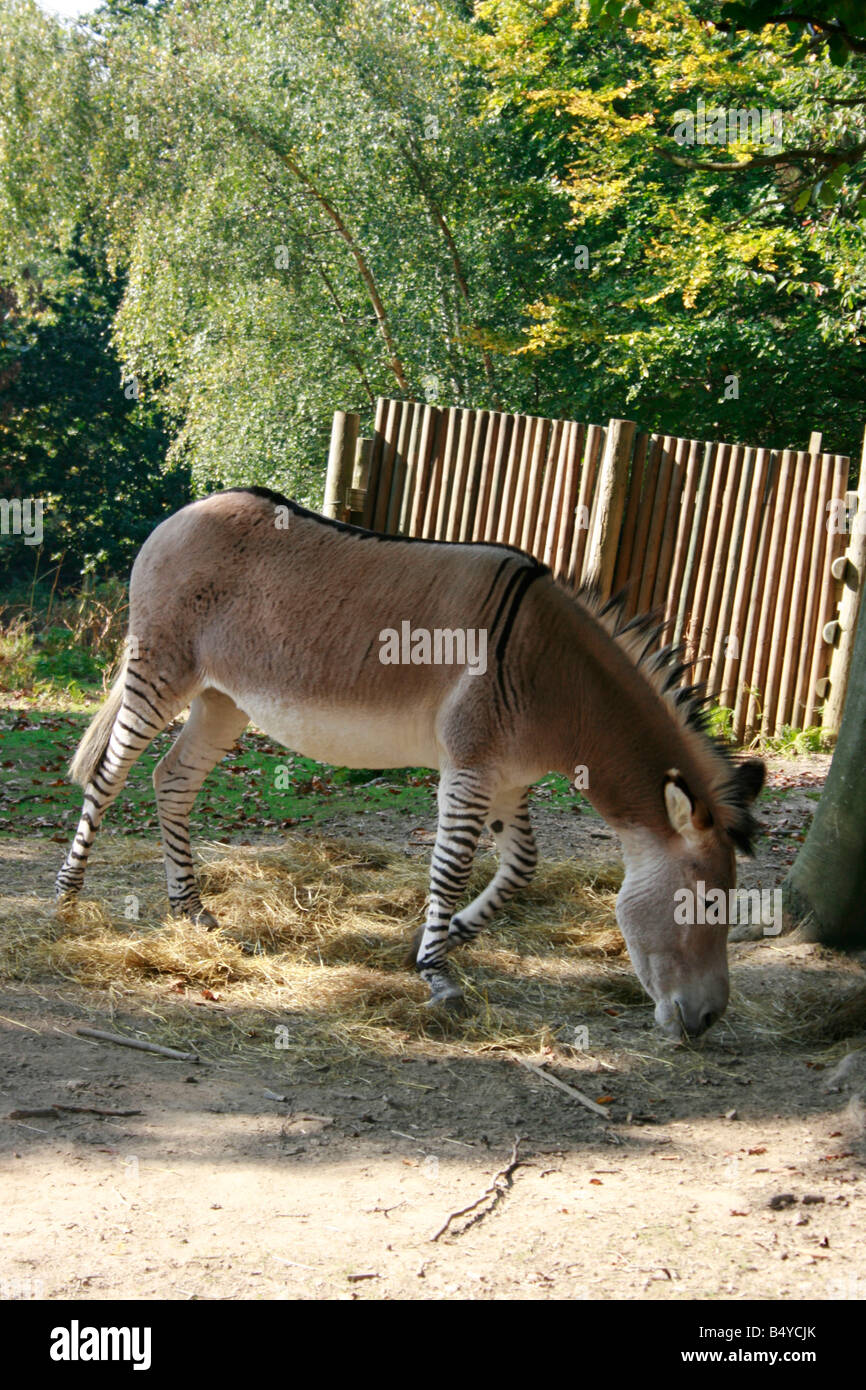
xmin=664 ymin=770 xmax=694 ymax=838
xmin=733 ymin=757 xmax=766 ymax=804
xmin=664 ymin=769 xmax=713 ymax=843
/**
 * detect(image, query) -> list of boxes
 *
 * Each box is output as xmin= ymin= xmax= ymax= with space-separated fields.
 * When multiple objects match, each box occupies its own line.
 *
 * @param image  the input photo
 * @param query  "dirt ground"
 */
xmin=2 ymin=754 xmax=865 ymax=1302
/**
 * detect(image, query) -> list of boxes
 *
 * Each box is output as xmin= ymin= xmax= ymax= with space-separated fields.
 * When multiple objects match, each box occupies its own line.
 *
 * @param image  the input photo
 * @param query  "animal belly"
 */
xmin=235 ymin=695 xmax=442 ymax=770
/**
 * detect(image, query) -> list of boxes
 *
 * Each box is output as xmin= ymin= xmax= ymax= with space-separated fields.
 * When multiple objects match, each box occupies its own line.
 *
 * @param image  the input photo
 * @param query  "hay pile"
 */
xmin=0 ymin=836 xmax=632 ymax=1063
xmin=3 ymin=835 xmax=864 ymax=1065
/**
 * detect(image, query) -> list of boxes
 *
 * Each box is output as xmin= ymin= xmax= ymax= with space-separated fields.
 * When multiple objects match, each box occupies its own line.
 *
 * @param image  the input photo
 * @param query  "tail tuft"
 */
xmin=68 ymin=657 xmax=128 ymax=788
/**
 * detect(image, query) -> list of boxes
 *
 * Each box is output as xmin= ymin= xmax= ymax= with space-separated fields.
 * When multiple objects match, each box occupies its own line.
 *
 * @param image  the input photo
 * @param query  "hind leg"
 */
xmin=56 ymin=668 xmax=186 ymax=900
xmin=153 ymin=689 xmax=248 ymax=926
xmin=413 ymin=767 xmax=490 ymax=1005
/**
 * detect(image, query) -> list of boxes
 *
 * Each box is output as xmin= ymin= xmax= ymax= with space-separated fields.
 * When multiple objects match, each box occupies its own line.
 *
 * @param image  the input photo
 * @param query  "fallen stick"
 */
xmin=515 ymin=1056 xmax=612 ymax=1119
xmin=7 ymin=1104 xmax=143 ymax=1120
xmin=431 ymin=1137 xmax=525 ymax=1242
xmin=75 ymin=1028 xmax=200 ymax=1062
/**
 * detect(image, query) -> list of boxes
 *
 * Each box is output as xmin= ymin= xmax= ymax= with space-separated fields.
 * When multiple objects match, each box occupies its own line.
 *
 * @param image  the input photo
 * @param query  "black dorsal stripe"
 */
xmin=219 ymin=488 xmax=548 ymax=561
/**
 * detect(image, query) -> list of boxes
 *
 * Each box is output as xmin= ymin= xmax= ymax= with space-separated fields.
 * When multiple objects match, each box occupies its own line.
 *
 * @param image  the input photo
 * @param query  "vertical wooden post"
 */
xmin=673 ymin=441 xmax=714 ymax=646
xmin=568 ymin=422 xmax=605 ymax=586
xmin=688 ymin=442 xmax=733 ymax=679
xmin=481 ymin=413 xmax=516 ymax=542
xmin=761 ymin=449 xmax=805 ymax=735
xmin=720 ymin=447 xmax=772 ymax=713
xmin=530 ymin=418 xmax=561 ymax=557
xmin=745 ymin=449 xmax=797 ymax=735
xmin=823 ymin=432 xmax=866 ymax=734
xmin=519 ymin=417 xmax=551 ymax=553
xmin=777 ymin=450 xmax=822 ymax=727
xmin=348 ymin=437 xmax=373 ymax=525
xmin=733 ymin=452 xmax=778 ymax=743
xmin=798 ymin=453 xmax=834 ymax=727
xmin=362 ymin=397 xmax=389 ymax=528
xmin=585 ymin=418 xmax=636 ymax=597
xmin=697 ymin=444 xmax=745 ymax=693
xmin=612 ymin=430 xmax=649 ymax=595
xmin=323 ymin=411 xmax=360 ymax=520
xmin=553 ymin=422 xmax=585 ymax=579
xmin=651 ymin=435 xmax=690 ymax=617
xmin=385 ymin=400 xmax=416 ymax=534
xmin=637 ymin=435 xmax=675 ymax=615
xmin=708 ymin=445 xmax=755 ymax=701
xmin=663 ymin=438 xmax=702 ymax=635
xmin=407 ymin=406 xmax=439 ymax=537
xmin=374 ymin=398 xmax=404 ymax=534
xmin=472 ymin=411 xmax=503 ymax=543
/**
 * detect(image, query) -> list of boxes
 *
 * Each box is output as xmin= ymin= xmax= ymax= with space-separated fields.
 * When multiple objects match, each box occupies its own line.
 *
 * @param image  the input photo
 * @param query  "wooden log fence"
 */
xmin=323 ymin=398 xmax=864 ymax=739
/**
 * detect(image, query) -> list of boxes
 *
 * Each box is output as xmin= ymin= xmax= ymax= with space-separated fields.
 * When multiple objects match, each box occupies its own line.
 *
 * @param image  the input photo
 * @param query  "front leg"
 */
xmin=447 ymin=787 xmax=536 ymax=949
xmin=414 ymin=768 xmax=490 ymax=1005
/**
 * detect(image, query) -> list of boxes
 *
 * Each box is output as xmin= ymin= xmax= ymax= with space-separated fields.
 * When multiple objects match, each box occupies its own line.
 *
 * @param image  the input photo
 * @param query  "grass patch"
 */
xmin=0 ymin=709 xmax=589 ymax=841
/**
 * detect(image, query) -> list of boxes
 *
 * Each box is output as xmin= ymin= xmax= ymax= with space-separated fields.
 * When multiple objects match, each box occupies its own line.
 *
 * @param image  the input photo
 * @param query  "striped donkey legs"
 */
xmin=413 ymin=767 xmax=491 ymax=1005
xmin=56 ymin=664 xmax=186 ymax=902
xmin=152 ymin=690 xmax=248 ymax=926
xmin=447 ymin=787 xmax=537 ymax=950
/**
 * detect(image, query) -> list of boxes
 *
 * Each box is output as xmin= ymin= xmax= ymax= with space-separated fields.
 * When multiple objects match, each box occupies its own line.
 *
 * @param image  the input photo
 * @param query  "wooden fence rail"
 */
xmin=324 ymin=399 xmax=865 ymax=739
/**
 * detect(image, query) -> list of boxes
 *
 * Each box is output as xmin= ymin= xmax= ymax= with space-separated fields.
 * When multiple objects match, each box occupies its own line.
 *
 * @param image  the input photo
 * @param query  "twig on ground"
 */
xmin=75 ymin=1028 xmax=201 ymax=1062
xmin=431 ymin=1137 xmax=525 ymax=1242
xmin=7 ymin=1104 xmax=143 ymax=1119
xmin=515 ymin=1056 xmax=612 ymax=1119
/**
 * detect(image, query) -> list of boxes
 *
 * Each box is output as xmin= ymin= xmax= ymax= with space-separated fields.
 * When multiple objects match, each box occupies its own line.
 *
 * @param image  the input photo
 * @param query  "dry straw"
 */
xmin=2 ymin=835 xmax=864 ymax=1068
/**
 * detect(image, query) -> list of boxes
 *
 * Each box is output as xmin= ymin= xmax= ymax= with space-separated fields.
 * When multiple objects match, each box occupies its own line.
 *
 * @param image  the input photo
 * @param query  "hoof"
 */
xmin=424 ymin=992 xmax=468 ymax=1017
xmin=190 ymin=908 xmax=219 ymax=930
xmin=424 ymin=973 xmax=465 ymax=1009
xmin=173 ymin=904 xmax=219 ymax=930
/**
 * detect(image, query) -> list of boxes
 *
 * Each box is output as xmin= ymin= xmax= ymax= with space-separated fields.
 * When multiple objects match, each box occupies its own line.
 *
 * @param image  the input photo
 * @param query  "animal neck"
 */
xmin=537 ymin=588 xmax=715 ymax=840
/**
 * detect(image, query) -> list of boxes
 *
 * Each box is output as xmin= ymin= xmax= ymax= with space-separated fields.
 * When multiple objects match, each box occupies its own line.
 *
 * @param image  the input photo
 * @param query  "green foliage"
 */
xmin=32 ymin=626 xmax=105 ymax=686
xmin=2 ymin=0 xmax=866 ymax=528
xmin=0 ymin=614 xmax=35 ymax=691
xmin=760 ymin=723 xmax=832 ymax=753
xmin=0 ymin=576 xmax=127 ymax=701
xmin=706 ymin=704 xmax=737 ymax=744
xmin=0 ymin=242 xmax=189 ymax=586
xmin=0 ymin=712 xmax=438 ymax=837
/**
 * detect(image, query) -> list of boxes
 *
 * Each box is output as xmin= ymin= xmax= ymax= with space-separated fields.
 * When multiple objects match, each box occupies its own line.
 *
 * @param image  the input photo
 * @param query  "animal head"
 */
xmin=616 ymin=758 xmax=765 ymax=1039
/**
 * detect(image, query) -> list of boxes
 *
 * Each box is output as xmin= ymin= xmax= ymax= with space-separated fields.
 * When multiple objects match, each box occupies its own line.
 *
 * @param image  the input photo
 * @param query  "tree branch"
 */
xmin=400 ymin=136 xmax=500 ymax=404
xmin=224 ymin=104 xmax=410 ymax=394
xmin=660 ymin=141 xmax=866 ymax=173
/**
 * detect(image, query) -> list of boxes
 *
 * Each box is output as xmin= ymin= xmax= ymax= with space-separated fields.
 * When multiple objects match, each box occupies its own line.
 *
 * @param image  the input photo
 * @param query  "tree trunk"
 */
xmin=782 ymin=564 xmax=866 ymax=945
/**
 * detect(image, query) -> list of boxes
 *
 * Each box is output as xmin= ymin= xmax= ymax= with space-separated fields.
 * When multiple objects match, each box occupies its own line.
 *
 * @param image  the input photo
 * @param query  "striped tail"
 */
xmin=68 ymin=655 xmax=129 ymax=788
